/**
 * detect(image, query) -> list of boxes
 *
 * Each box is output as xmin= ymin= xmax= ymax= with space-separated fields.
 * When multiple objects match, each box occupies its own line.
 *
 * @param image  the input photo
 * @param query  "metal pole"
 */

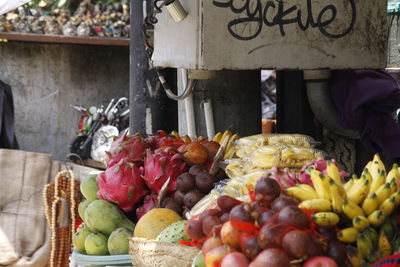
xmin=129 ymin=0 xmax=177 ymax=135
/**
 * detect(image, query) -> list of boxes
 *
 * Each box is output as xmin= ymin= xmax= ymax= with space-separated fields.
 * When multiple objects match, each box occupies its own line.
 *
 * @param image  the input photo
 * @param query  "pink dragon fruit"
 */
xmin=269 ymin=167 xmax=299 ymax=189
xmin=299 ymin=158 xmax=348 ymax=186
xmin=136 ymin=193 xmax=158 ymax=220
xmin=106 ymin=133 xmax=147 ymax=167
xmin=97 ymin=159 xmax=148 ymax=212
xmin=142 ymin=148 xmax=186 ymax=194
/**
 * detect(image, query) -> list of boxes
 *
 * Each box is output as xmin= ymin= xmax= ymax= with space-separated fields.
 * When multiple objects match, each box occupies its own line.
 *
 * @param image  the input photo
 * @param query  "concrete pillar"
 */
xmin=178 ymin=70 xmax=261 ymax=138
xmin=129 ymin=0 xmax=177 ymax=135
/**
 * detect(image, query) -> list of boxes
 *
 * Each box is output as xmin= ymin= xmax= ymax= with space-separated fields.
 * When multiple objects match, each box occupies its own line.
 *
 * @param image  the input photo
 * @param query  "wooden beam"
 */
xmin=0 ymin=32 xmax=129 ymax=46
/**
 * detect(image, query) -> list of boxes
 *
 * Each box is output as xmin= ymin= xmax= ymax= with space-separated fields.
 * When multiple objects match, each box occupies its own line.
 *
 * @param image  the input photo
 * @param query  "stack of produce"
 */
xmin=97 ymin=130 xmax=243 ymax=219
xmin=188 ymin=136 xmax=332 ymax=218
xmin=285 ymin=154 xmax=400 ymax=266
xmin=187 ymin=177 xmax=346 ymax=267
xmin=73 ymin=129 xmax=238 ymax=255
xmin=74 ymin=175 xmax=135 ymax=256
xmin=133 ymin=207 xmax=187 ymax=241
xmin=225 ymin=134 xmax=326 ymax=180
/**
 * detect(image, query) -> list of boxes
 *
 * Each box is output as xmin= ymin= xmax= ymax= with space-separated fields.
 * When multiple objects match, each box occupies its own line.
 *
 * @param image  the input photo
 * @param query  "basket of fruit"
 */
xmin=129 ymin=208 xmax=199 ymax=267
xmin=129 ymin=238 xmax=199 ymax=267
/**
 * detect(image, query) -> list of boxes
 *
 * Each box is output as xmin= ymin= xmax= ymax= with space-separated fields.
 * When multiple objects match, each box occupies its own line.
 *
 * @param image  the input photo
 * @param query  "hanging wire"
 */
xmin=142 ymin=0 xmax=195 ymax=101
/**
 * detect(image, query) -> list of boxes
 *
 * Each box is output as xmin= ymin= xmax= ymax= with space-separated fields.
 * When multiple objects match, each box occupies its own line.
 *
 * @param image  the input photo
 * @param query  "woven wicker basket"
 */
xmin=129 ymin=237 xmax=199 ymax=267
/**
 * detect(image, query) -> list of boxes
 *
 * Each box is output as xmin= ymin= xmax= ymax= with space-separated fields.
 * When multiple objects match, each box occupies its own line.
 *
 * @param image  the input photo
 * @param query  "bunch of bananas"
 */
xmin=285 ymin=154 xmax=400 ymax=266
xmin=212 ymin=130 xmax=240 ymax=159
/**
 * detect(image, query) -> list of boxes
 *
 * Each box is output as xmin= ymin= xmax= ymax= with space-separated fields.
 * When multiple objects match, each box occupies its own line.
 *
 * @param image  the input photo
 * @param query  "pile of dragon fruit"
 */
xmin=96 ymin=131 xmax=225 ymax=220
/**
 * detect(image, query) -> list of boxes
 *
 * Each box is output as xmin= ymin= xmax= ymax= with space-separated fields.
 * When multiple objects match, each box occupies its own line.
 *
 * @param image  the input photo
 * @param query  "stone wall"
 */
xmin=0 ymin=42 xmax=129 ymax=160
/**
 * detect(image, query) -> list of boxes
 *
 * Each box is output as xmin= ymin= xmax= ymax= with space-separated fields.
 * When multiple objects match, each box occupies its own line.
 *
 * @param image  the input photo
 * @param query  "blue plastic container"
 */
xmin=71 ymin=250 xmax=133 ymax=266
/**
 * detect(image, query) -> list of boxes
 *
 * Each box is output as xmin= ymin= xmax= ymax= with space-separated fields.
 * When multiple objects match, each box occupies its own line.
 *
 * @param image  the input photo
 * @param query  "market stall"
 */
xmin=2 ymin=0 xmax=400 ymax=267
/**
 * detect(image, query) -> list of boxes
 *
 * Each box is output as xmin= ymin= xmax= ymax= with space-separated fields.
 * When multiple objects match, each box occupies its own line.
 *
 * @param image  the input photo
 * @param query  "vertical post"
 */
xmin=178 ymin=70 xmax=261 ymax=138
xmin=129 ymin=0 xmax=177 ymax=135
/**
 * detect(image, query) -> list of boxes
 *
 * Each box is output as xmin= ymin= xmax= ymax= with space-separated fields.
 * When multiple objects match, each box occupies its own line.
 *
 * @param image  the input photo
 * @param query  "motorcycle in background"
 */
xmin=68 ymin=97 xmax=129 ymax=162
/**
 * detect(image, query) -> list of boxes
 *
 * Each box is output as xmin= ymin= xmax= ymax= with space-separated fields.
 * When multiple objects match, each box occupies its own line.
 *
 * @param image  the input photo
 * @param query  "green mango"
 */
xmin=85 ymin=232 xmax=109 ymax=255
xmin=84 ymin=200 xmax=125 ymax=235
xmin=73 ymin=225 xmax=92 ymax=254
xmin=118 ymin=218 xmax=135 ymax=233
xmin=108 ymin=228 xmax=132 ymax=255
xmin=78 ymin=199 xmax=91 ymax=222
xmin=80 ymin=174 xmax=99 ymax=201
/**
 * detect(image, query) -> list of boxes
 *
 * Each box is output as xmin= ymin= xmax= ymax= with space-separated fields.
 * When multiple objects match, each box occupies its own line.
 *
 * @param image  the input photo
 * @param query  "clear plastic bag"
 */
xmin=267 ymin=134 xmax=317 ymax=148
xmin=234 ymin=134 xmax=317 ymax=159
xmin=224 ymin=158 xmax=252 ymax=178
xmin=250 ymin=144 xmax=327 ymax=169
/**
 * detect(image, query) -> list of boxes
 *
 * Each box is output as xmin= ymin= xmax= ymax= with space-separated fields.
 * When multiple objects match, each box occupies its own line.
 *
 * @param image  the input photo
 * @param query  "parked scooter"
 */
xmin=69 ymin=97 xmax=129 ymax=160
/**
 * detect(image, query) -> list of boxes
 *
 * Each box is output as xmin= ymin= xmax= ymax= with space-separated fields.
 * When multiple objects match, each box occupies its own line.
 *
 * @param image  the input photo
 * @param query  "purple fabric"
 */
xmin=330 ymin=70 xmax=400 ymax=159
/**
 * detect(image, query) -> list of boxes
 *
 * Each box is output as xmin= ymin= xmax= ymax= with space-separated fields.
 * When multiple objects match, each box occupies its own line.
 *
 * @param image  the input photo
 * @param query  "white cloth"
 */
xmin=0 ymin=0 xmax=31 ymax=16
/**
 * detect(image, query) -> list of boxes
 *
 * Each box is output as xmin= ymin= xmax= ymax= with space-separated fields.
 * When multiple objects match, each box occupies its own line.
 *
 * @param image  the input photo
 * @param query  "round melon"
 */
xmin=133 ymin=208 xmax=182 ymax=239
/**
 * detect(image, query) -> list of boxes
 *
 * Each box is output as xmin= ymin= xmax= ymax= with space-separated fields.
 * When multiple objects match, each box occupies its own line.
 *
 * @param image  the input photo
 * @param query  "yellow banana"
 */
xmin=284 ymin=187 xmax=317 ymax=202
xmin=327 ymin=160 xmax=341 ymax=184
xmin=390 ymin=180 xmax=397 ymax=194
xmin=181 ymin=135 xmax=192 ymax=142
xmin=362 ymin=193 xmax=379 ymax=216
xmin=343 ymin=199 xmax=365 ymax=219
xmin=170 ymin=131 xmax=180 ymax=139
xmin=347 ymin=179 xmax=369 ymax=205
xmin=390 ymin=179 xmax=397 ymax=195
xmin=357 ymin=232 xmax=374 ymax=258
xmin=375 ymin=183 xmax=391 ymax=205
xmin=369 ymin=170 xmax=386 ymax=196
xmin=361 ymin=169 xmax=373 ymax=185
xmin=311 ymin=212 xmax=340 ymax=227
xmin=368 ymin=210 xmax=386 ymax=227
xmin=219 ymin=130 xmax=233 ymax=147
xmin=197 ymin=136 xmax=207 ymax=141
xmin=296 ymin=184 xmax=318 ymax=196
xmin=391 ymin=190 xmax=400 ymax=206
xmin=378 ymin=231 xmax=392 ymax=258
xmin=347 ymin=245 xmax=362 ymax=267
xmin=365 ymin=161 xmax=372 ymax=174
xmin=223 ymin=147 xmax=236 ymax=160
xmin=353 ymin=216 xmax=370 ymax=231
xmin=337 ymin=227 xmax=359 ymax=243
xmin=299 ymin=199 xmax=332 ymax=212
xmin=319 ymin=174 xmax=332 ymax=200
xmin=386 ymin=164 xmax=399 ymax=183
xmin=226 ymin=133 xmax=240 ymax=154
xmin=212 ymin=132 xmax=222 ymax=143
xmin=370 ymin=154 xmax=386 ymax=180
xmin=310 ymin=169 xmax=330 ymax=200
xmin=329 ymin=178 xmax=346 ymax=213
xmin=379 ymin=196 xmax=396 ymax=216
xmin=344 ymin=177 xmax=355 ymax=192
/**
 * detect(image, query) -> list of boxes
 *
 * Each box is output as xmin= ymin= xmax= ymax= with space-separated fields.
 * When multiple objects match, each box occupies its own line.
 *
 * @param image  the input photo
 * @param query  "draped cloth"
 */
xmin=330 ymin=70 xmax=400 ymax=159
xmin=0 ymin=81 xmax=19 ymax=149
xmin=0 ymin=149 xmax=60 ymax=267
